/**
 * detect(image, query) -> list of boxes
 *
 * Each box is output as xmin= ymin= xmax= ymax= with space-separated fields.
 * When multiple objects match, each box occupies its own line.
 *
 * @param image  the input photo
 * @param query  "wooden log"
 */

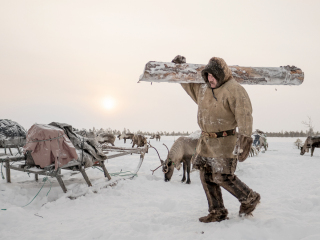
xmin=139 ymin=61 xmax=304 ymax=85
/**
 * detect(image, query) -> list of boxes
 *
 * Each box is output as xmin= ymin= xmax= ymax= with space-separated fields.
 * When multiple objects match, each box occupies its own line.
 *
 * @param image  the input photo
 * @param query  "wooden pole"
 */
xmin=5 ymin=160 xmax=10 ymax=183
xmin=139 ymin=61 xmax=304 ymax=85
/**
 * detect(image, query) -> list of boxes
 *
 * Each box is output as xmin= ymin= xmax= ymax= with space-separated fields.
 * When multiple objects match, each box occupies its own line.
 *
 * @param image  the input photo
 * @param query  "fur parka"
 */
xmin=181 ymin=57 xmax=253 ymax=160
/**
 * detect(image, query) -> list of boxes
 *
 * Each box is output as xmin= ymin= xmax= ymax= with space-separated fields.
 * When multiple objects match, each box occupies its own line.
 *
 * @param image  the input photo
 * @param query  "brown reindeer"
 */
xmin=300 ymin=136 xmax=320 ymax=157
xmin=155 ymin=134 xmax=161 ymax=141
xmin=132 ymin=134 xmax=147 ymax=148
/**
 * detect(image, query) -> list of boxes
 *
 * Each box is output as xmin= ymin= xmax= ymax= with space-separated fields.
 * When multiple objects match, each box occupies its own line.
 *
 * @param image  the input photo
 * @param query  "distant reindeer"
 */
xmin=119 ymin=133 xmax=134 ymax=143
xmin=76 ymin=130 xmax=96 ymax=139
xmin=300 ymin=136 xmax=320 ymax=157
xmin=96 ymin=133 xmax=116 ymax=146
xmin=132 ymin=134 xmax=147 ymax=148
xmin=150 ymin=134 xmax=161 ymax=141
xmin=155 ymin=134 xmax=161 ymax=141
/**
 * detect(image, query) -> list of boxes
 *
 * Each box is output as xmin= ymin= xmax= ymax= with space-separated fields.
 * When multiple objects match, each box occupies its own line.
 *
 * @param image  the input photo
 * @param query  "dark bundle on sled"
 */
xmin=0 ymin=119 xmax=27 ymax=148
xmin=48 ymin=122 xmax=107 ymax=168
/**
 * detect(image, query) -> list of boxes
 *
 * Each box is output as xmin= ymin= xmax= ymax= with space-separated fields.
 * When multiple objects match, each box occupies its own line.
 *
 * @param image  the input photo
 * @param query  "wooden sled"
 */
xmin=0 ymin=144 xmax=148 ymax=193
xmin=101 ymin=144 xmax=148 ymax=179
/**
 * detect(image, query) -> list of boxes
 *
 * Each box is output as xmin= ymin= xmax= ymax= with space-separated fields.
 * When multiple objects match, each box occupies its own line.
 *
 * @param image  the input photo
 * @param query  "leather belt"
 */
xmin=201 ymin=129 xmax=236 ymax=138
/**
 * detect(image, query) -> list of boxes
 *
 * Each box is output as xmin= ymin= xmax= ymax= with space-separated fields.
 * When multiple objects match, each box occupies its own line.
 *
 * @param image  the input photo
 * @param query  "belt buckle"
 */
xmin=202 ymin=131 xmax=209 ymax=137
xmin=210 ymin=133 xmax=217 ymax=138
xmin=222 ymin=131 xmax=227 ymax=137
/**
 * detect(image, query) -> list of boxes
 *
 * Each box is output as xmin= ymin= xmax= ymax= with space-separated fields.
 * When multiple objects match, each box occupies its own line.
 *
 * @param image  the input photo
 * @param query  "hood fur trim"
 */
xmin=201 ymin=57 xmax=233 ymax=88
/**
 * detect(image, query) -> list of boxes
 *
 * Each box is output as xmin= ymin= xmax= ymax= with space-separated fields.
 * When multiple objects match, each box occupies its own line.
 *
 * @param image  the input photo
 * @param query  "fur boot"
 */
xmin=239 ymin=192 xmax=261 ymax=216
xmin=199 ymin=208 xmax=229 ymax=223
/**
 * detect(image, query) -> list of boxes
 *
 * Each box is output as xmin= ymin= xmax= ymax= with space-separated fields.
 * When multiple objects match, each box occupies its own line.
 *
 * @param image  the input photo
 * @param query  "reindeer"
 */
xmin=150 ymin=134 xmax=161 ymax=141
xmin=119 ymin=133 xmax=134 ymax=143
xmin=155 ymin=134 xmax=161 ymax=141
xmin=150 ymin=136 xmax=198 ymax=184
xmin=76 ymin=130 xmax=96 ymax=139
xmin=300 ymin=136 xmax=320 ymax=157
xmin=96 ymin=133 xmax=116 ymax=146
xmin=132 ymin=134 xmax=147 ymax=148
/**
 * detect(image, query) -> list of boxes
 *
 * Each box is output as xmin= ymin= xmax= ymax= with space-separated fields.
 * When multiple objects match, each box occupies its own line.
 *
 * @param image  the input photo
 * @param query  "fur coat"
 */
xmin=181 ymin=57 xmax=253 ymax=160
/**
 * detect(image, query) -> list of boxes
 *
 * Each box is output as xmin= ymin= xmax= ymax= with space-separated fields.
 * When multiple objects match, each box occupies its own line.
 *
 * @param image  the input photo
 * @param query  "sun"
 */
xmin=103 ymin=98 xmax=115 ymax=110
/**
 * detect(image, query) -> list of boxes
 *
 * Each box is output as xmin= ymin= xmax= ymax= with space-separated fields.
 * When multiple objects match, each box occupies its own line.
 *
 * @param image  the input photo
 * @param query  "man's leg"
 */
xmin=198 ymin=167 xmax=228 ymax=222
xmin=214 ymin=173 xmax=260 ymax=216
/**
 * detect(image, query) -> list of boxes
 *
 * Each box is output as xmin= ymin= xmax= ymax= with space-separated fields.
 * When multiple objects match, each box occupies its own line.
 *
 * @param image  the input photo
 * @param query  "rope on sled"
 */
xmin=1 ymin=176 xmax=52 ymax=211
xmin=21 ymin=176 xmax=52 ymax=208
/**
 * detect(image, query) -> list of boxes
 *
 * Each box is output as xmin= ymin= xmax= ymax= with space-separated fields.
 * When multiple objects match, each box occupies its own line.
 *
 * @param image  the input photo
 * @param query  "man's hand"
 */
xmin=172 ymin=55 xmax=186 ymax=64
xmin=233 ymin=135 xmax=253 ymax=162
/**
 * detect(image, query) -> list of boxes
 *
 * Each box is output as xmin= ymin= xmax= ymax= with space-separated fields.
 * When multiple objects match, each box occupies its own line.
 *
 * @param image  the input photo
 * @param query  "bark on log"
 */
xmin=139 ymin=61 xmax=304 ymax=85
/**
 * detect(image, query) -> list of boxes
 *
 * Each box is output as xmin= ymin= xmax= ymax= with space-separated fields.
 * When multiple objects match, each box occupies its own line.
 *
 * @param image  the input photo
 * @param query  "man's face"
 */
xmin=208 ymin=73 xmax=218 ymax=88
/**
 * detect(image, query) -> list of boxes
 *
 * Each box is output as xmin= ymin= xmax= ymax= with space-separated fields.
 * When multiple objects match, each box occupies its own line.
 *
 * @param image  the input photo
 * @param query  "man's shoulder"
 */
xmin=224 ymin=78 xmax=245 ymax=91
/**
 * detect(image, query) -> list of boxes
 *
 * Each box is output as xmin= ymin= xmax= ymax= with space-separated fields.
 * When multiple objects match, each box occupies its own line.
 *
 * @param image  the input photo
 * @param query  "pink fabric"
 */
xmin=23 ymin=124 xmax=78 ymax=170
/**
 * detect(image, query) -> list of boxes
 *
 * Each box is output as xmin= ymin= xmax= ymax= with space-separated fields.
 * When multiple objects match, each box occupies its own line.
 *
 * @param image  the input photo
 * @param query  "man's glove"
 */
xmin=233 ymin=135 xmax=253 ymax=162
xmin=172 ymin=55 xmax=186 ymax=64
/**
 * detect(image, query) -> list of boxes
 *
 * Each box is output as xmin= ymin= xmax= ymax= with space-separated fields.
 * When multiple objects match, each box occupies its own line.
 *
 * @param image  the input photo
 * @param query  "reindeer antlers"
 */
xmin=163 ymin=143 xmax=169 ymax=155
xmin=150 ymin=164 xmax=163 ymax=175
xmin=148 ymin=141 xmax=163 ymax=164
xmin=148 ymin=141 xmax=165 ymax=175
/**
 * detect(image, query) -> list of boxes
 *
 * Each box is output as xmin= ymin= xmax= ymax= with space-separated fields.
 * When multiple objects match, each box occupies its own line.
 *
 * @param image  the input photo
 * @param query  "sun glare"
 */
xmin=103 ymin=98 xmax=115 ymax=110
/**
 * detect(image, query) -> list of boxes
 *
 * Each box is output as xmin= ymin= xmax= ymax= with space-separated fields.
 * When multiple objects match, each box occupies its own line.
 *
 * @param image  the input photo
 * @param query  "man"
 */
xmin=178 ymin=56 xmax=260 ymax=223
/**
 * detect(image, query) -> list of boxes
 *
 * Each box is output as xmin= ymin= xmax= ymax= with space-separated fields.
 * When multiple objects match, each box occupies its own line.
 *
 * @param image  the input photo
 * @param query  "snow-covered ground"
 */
xmin=1 ymin=137 xmax=320 ymax=240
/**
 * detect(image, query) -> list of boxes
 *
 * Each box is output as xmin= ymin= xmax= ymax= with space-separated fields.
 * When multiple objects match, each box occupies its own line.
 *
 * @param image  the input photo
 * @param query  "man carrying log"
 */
xmin=175 ymin=55 xmax=260 ymax=222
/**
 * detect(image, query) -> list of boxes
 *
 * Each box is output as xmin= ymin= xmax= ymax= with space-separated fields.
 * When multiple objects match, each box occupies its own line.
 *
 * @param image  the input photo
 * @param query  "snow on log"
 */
xmin=139 ymin=61 xmax=304 ymax=85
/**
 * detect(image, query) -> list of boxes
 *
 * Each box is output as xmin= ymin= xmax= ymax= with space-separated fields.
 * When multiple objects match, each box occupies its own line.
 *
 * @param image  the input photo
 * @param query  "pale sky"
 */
xmin=1 ymin=0 xmax=320 ymax=133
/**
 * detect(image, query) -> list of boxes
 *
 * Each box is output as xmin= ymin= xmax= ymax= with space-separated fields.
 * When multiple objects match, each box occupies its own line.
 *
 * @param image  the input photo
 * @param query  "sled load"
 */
xmin=139 ymin=56 xmax=304 ymax=85
xmin=0 ymin=119 xmax=27 ymax=151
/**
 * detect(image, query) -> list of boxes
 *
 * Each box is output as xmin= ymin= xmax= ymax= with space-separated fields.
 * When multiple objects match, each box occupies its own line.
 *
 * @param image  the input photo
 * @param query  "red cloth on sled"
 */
xmin=23 ymin=124 xmax=78 ymax=170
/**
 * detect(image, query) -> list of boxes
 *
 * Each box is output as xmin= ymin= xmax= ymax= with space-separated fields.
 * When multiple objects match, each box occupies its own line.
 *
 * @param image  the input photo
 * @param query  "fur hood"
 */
xmin=201 ymin=57 xmax=233 ymax=88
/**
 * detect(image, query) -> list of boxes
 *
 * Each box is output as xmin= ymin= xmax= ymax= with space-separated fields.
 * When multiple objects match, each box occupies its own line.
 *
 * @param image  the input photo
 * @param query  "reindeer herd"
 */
xmin=76 ymin=129 xmax=156 ymax=148
xmin=75 ymin=126 xmax=320 ymax=185
xmin=75 ymin=128 xmax=272 ymax=184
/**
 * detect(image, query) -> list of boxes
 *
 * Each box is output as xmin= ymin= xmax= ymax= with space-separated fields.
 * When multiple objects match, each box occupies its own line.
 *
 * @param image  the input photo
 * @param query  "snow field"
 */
xmin=1 ymin=137 xmax=320 ymax=240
